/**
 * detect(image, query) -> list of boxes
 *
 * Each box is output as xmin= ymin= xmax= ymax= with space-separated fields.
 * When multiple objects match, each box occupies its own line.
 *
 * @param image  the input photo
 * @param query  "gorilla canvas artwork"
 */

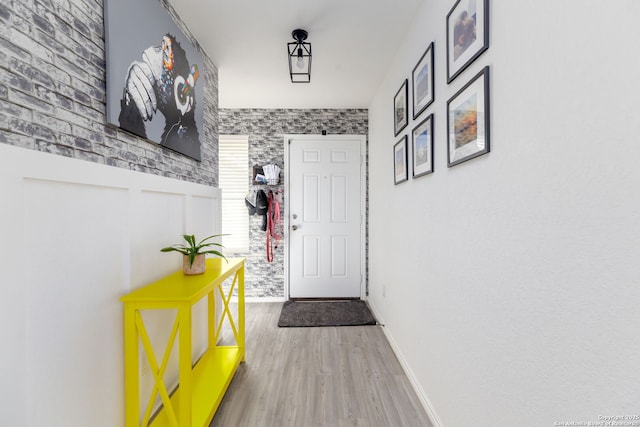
xmin=104 ymin=0 xmax=204 ymax=161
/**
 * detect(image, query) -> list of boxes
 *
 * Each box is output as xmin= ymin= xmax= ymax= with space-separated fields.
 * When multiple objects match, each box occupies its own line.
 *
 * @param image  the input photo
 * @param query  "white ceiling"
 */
xmin=168 ymin=0 xmax=424 ymax=109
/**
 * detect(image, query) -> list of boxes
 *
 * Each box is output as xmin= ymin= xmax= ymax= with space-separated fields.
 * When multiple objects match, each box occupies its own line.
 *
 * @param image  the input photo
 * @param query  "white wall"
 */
xmin=0 ymin=144 xmax=221 ymax=426
xmin=367 ymin=1 xmax=640 ymax=426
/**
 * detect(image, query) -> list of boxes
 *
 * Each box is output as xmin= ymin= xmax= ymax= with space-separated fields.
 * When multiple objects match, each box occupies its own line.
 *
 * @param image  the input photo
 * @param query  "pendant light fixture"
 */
xmin=288 ymin=29 xmax=311 ymax=83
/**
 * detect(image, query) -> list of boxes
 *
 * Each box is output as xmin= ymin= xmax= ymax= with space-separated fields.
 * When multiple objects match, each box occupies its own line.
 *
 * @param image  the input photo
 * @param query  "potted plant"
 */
xmin=161 ymin=234 xmax=227 ymax=275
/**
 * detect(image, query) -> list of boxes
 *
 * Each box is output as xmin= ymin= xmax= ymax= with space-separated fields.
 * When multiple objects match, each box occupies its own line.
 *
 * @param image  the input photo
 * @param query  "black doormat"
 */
xmin=277 ymin=300 xmax=377 ymax=327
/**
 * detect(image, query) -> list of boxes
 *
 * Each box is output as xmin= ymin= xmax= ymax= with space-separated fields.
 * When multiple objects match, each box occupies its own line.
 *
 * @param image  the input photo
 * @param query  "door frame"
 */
xmin=283 ymin=134 xmax=367 ymax=300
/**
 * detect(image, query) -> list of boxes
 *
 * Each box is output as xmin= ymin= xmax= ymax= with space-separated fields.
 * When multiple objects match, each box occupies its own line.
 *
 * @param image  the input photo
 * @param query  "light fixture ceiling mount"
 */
xmin=287 ymin=28 xmax=311 ymax=83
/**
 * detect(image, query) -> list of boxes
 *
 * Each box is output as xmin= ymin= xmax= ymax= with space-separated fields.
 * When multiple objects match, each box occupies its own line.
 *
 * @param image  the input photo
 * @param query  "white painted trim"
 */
xmin=283 ymin=134 xmax=367 ymax=300
xmin=366 ymin=298 xmax=444 ymax=427
xmin=283 ymin=136 xmax=291 ymax=299
xmin=0 ymin=143 xmax=222 ymax=426
xmin=231 ymin=296 xmax=286 ymax=303
xmin=248 ymin=297 xmax=286 ymax=303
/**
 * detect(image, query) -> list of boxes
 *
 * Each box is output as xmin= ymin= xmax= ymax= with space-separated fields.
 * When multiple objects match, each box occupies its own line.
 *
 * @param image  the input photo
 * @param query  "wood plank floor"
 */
xmin=209 ymin=302 xmax=433 ymax=427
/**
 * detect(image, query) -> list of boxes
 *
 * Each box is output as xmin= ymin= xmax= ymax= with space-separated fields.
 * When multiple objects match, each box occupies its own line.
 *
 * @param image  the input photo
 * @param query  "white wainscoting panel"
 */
xmin=0 ymin=144 xmax=221 ymax=427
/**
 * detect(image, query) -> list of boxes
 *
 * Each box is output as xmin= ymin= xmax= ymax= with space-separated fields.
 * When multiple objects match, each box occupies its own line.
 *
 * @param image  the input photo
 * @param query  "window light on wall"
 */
xmin=219 ymin=135 xmax=249 ymax=252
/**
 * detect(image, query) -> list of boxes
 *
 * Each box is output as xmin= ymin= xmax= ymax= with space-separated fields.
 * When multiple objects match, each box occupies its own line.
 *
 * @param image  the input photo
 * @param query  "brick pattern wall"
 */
xmin=0 ymin=0 xmax=219 ymax=186
xmin=219 ymin=109 xmax=368 ymax=298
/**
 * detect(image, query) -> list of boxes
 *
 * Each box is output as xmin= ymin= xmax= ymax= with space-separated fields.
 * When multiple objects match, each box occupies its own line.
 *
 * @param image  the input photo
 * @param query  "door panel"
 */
xmin=331 ymin=236 xmax=348 ymax=277
xmin=288 ymin=137 xmax=362 ymax=298
xmin=303 ymin=235 xmax=320 ymax=278
xmin=331 ymin=175 xmax=348 ymax=222
xmin=303 ymin=174 xmax=320 ymax=222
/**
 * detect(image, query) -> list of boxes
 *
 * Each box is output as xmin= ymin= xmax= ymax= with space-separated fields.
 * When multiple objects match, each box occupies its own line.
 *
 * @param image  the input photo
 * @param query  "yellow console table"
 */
xmin=121 ymin=257 xmax=245 ymax=427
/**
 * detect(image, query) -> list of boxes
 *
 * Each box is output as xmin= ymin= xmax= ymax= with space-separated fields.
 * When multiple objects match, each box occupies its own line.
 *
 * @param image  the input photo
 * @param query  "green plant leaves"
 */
xmin=160 ymin=233 xmax=228 ymax=265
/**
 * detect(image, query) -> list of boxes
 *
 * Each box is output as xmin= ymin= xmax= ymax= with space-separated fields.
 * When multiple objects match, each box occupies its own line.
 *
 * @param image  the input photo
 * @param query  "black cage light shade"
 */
xmin=288 ymin=29 xmax=311 ymax=83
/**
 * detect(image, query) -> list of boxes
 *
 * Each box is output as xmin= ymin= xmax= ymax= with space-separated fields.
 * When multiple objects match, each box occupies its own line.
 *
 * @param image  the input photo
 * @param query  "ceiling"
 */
xmin=168 ymin=0 xmax=424 ymax=109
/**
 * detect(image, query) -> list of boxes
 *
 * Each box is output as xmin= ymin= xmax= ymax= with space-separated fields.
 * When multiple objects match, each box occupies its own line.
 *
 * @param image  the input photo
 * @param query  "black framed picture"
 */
xmin=446 ymin=0 xmax=489 ymax=83
xmin=393 ymin=79 xmax=409 ymax=136
xmin=412 ymin=113 xmax=434 ymax=178
xmin=393 ymin=135 xmax=408 ymax=184
xmin=447 ymin=66 xmax=490 ymax=167
xmin=412 ymin=42 xmax=435 ymax=119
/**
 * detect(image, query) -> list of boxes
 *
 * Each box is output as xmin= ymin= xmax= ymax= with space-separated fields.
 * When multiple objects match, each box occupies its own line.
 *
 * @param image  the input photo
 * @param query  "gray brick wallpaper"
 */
xmin=0 ymin=0 xmax=219 ymax=186
xmin=1 ymin=0 xmax=368 ymax=299
xmin=219 ymin=109 xmax=369 ymax=298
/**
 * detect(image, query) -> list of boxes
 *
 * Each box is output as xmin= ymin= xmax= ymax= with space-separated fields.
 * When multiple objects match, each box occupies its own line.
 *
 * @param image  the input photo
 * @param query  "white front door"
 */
xmin=287 ymin=136 xmax=364 ymax=299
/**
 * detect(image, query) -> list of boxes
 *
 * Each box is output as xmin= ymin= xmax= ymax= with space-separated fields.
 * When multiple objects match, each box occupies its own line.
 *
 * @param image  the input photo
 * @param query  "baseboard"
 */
xmin=235 ymin=296 xmax=286 ymax=303
xmin=366 ymin=298 xmax=444 ymax=427
xmin=365 ymin=299 xmax=387 ymax=326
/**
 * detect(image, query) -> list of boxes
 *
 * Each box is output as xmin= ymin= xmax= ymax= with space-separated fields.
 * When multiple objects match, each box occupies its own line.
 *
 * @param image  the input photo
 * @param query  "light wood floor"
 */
xmin=209 ymin=302 xmax=433 ymax=427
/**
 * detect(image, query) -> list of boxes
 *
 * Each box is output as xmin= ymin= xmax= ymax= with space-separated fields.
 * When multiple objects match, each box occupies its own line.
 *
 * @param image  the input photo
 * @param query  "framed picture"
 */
xmin=412 ymin=114 xmax=434 ymax=178
xmin=393 ymin=80 xmax=408 ymax=136
xmin=446 ymin=0 xmax=489 ymax=83
xmin=393 ymin=136 xmax=408 ymax=185
xmin=412 ymin=42 xmax=435 ymax=119
xmin=104 ymin=0 xmax=204 ymax=161
xmin=447 ymin=66 xmax=490 ymax=167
